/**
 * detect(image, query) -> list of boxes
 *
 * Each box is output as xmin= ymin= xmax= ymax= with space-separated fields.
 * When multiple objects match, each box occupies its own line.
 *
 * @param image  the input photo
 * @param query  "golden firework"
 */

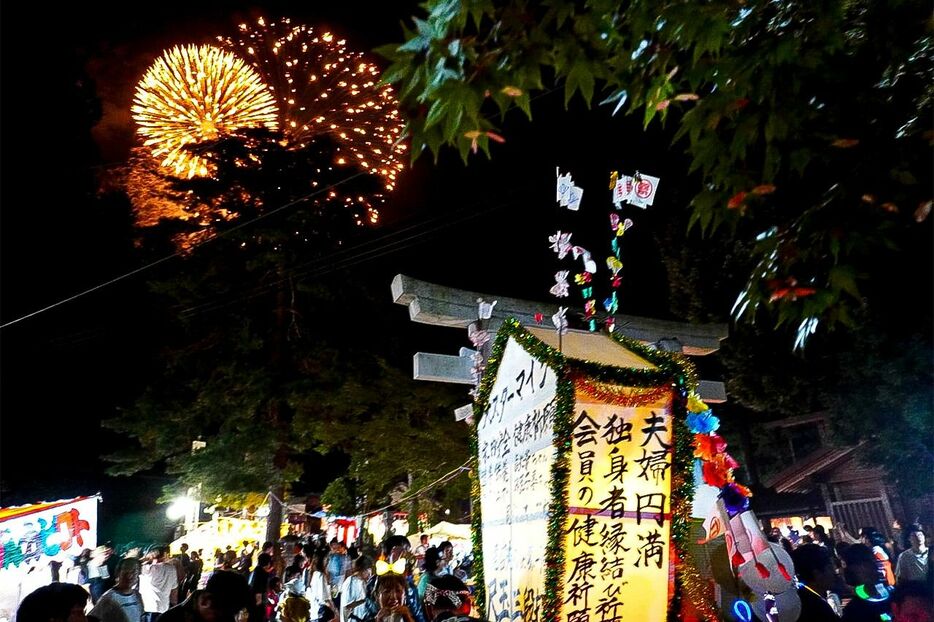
xmin=132 ymin=44 xmax=279 ymax=179
xmin=221 ymin=17 xmax=406 ymax=194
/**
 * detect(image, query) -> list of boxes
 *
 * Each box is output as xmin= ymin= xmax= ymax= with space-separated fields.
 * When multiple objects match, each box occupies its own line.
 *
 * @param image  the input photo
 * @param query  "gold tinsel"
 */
xmin=572 ymin=373 xmax=673 ymax=406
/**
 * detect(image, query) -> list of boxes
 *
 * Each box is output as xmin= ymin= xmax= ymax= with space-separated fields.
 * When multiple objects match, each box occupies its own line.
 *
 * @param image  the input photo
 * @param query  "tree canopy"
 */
xmin=379 ymin=0 xmax=932 ymax=347
xmin=104 ymin=130 xmax=470 ymax=520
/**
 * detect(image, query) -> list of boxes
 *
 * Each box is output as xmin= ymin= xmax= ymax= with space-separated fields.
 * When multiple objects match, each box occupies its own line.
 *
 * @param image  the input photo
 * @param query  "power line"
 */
xmin=175 ymin=192 xmax=522 ymax=320
xmin=2 ymin=87 xmax=560 ymax=331
xmin=0 ymin=171 xmax=367 ymax=329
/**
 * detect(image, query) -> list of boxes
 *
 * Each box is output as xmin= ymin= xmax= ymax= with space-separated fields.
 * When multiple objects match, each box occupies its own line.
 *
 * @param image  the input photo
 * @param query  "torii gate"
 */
xmin=390 ymin=273 xmax=729 ymax=403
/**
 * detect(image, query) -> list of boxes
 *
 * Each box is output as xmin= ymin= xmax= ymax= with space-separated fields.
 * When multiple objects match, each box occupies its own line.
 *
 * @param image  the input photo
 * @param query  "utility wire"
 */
xmin=0 ymin=171 xmax=367 ymax=329
xmin=3 ymin=86 xmax=560 ymax=331
xmin=265 ymin=458 xmax=473 ymax=519
xmin=176 ymin=191 xmax=522 ymax=320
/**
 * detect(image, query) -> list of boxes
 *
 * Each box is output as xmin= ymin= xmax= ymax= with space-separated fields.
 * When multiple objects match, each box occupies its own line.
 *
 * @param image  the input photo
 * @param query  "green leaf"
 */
xmin=442 ymin=101 xmax=465 ymax=142
xmin=423 ymin=99 xmax=449 ymax=130
xmin=373 ymin=43 xmax=403 ymax=62
xmin=515 ymin=92 xmax=532 ymax=118
xmin=564 ymin=61 xmax=595 ymax=107
xmin=828 ymin=265 xmax=861 ymax=300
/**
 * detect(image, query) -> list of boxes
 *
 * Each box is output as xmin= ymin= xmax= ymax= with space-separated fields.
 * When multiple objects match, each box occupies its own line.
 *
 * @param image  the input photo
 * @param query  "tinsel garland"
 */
xmin=468 ymin=431 xmax=485 ymax=615
xmin=541 ymin=369 xmax=575 ymax=622
xmin=572 ymin=372 xmax=674 ymax=406
xmin=471 ymin=319 xmax=720 ymax=620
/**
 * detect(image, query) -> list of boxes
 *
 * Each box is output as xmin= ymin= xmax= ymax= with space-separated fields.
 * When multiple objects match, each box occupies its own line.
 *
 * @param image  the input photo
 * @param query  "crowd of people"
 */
xmin=13 ymin=521 xmax=932 ymax=622
xmin=14 ymin=534 xmax=478 ymax=622
xmin=766 ymin=521 xmax=932 ymax=621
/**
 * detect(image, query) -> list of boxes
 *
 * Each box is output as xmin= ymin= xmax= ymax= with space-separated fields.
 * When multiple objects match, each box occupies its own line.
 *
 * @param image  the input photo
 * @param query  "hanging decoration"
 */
xmin=603 ymin=205 xmax=632 ymax=331
xmin=556 ymin=167 xmax=584 ymax=211
xmin=612 ymin=170 xmax=662 ymax=209
xmin=467 ymin=299 xmax=497 ymax=398
xmin=687 ymin=394 xmax=800 ymax=621
xmin=552 ymin=307 xmax=568 ymax=336
xmin=549 ymin=271 xmax=570 ymax=298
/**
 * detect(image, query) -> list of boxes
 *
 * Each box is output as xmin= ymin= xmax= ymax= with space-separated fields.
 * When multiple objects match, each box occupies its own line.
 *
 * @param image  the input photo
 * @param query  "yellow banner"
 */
xmin=561 ymin=398 xmax=673 ymax=621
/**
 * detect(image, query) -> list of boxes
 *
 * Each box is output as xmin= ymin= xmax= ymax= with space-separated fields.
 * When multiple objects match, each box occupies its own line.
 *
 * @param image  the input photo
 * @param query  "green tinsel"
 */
xmin=471 ymin=318 xmax=708 ymax=620
xmin=468 ymin=428 xmax=485 ymax=616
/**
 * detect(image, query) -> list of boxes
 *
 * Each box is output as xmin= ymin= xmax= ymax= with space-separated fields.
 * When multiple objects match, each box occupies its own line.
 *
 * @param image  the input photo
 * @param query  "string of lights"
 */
xmin=265 ymin=458 xmax=473 ymax=519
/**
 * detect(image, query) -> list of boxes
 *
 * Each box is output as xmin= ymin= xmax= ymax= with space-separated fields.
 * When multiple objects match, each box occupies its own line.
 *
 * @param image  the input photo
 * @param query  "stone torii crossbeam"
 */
xmin=391 ymin=274 xmax=729 ymax=403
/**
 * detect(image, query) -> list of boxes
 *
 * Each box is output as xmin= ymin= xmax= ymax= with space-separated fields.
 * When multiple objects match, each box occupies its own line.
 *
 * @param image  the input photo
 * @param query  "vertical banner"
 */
xmin=562 ymin=399 xmax=673 ymax=621
xmin=477 ymin=337 xmax=558 ymax=621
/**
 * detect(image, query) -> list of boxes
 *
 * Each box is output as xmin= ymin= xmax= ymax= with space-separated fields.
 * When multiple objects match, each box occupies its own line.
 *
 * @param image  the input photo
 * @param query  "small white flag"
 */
xmin=630 ymin=173 xmax=660 ymax=208
xmin=613 ymin=172 xmax=661 ymax=208
xmin=557 ymin=168 xmax=583 ymax=210
xmin=566 ymin=185 xmax=583 ymax=211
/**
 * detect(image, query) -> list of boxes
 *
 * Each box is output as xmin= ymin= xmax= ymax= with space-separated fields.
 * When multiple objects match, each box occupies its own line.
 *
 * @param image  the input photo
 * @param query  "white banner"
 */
xmin=478 ymin=337 xmax=558 ymax=622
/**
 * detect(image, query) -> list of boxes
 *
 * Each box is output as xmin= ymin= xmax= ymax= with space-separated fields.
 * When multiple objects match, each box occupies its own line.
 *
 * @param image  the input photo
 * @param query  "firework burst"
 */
xmin=220 ymin=17 xmax=406 ymax=197
xmin=133 ymin=44 xmax=279 ymax=179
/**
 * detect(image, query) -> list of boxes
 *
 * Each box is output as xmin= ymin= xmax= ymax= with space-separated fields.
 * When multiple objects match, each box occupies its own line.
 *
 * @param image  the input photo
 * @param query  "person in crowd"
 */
xmin=140 ymin=546 xmax=179 ymax=622
xmin=74 ymin=549 xmax=94 ymax=588
xmin=158 ymin=570 xmax=252 ymax=622
xmin=304 ymin=551 xmax=336 ymax=622
xmin=174 ymin=545 xmax=192 ymax=601
xmin=89 ymin=558 xmax=145 ymax=622
xmin=237 ymin=543 xmax=255 ymax=577
xmin=187 ymin=552 xmax=204 ymax=594
xmin=767 ymin=527 xmax=794 ymax=555
xmin=18 ymin=583 xmax=90 ymax=622
xmin=249 ymin=553 xmax=276 ymax=622
xmin=373 ymin=574 xmax=414 ymax=622
xmin=890 ymin=580 xmax=933 ymax=622
xmin=50 ymin=560 xmax=64 ymax=583
xmin=422 ymin=576 xmax=477 ymax=622
xmin=436 ymin=544 xmax=454 ymax=578
xmin=326 ymin=540 xmax=350 ymax=610
xmin=363 ymin=536 xmax=425 ymax=622
xmin=841 ymin=544 xmax=894 ymax=622
xmin=896 ymin=525 xmax=929 ymax=584
xmin=814 ymin=525 xmax=835 ymax=549
xmin=89 ymin=545 xmax=115 ymax=604
xmin=346 ymin=546 xmax=359 ymax=562
xmin=339 ymin=556 xmax=372 ymax=622
xmin=266 ymin=577 xmax=283 ymax=622
xmin=791 ymin=544 xmax=840 ymax=621
xmin=222 ymin=551 xmax=239 ymax=572
xmin=282 ymin=555 xmax=306 ymax=593
xmin=413 ymin=536 xmax=429 ymax=572
xmin=416 ymin=549 xmax=442 ymax=599
xmin=862 ymin=528 xmax=896 ymax=586
xmin=214 ymin=550 xmax=225 ymax=570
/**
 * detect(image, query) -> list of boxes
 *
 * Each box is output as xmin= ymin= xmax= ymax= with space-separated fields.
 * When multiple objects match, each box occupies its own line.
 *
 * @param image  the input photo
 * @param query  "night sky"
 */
xmin=1 ymin=1 xmax=695 ymax=541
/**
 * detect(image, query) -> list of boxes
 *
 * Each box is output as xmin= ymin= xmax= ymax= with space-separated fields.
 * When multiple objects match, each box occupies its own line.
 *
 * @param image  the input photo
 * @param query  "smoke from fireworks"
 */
xmin=132 ymin=44 xmax=279 ymax=179
xmin=220 ymin=17 xmax=406 ymax=195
